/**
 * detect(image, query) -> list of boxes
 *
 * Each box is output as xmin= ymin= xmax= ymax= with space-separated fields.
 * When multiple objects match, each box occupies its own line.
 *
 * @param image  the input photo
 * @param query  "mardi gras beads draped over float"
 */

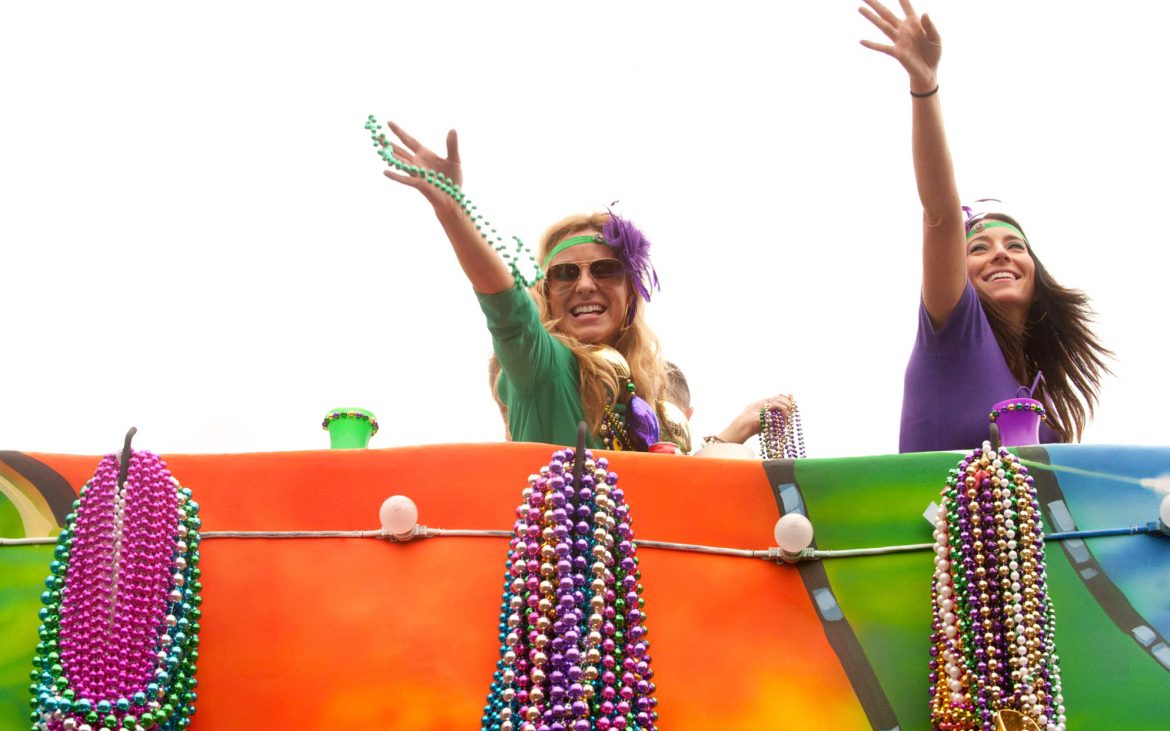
xmin=481 ymin=445 xmax=657 ymax=731
xmin=27 ymin=434 xmax=202 ymax=731
xmin=3 ymin=132 xmax=1170 ymax=727
xmin=929 ymin=443 xmax=1064 ymax=731
xmin=5 ymin=413 xmax=1170 ymax=728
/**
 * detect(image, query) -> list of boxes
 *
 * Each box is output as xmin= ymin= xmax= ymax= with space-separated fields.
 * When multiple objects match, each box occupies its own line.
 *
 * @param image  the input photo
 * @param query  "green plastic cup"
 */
xmin=322 ymin=408 xmax=379 ymax=449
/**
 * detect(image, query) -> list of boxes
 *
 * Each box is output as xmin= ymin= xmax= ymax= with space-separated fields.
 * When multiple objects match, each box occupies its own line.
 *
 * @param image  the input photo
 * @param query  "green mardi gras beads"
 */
xmin=365 ymin=115 xmax=542 ymax=288
xmin=29 ymin=456 xmax=203 ymax=731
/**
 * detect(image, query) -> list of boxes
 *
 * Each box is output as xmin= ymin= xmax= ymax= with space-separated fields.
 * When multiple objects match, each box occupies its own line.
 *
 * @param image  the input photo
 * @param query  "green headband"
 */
xmin=966 ymin=220 xmax=1028 ymax=242
xmin=541 ymin=234 xmax=611 ymax=268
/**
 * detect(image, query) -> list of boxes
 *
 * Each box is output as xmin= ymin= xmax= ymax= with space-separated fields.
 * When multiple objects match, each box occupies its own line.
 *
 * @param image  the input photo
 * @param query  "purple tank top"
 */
xmin=899 ymin=282 xmax=1058 ymax=452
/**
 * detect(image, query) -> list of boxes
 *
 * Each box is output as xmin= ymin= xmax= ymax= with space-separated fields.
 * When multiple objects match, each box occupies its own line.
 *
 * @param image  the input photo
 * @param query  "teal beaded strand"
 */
xmin=365 ymin=115 xmax=542 ymax=288
xmin=28 ymin=459 xmax=203 ymax=731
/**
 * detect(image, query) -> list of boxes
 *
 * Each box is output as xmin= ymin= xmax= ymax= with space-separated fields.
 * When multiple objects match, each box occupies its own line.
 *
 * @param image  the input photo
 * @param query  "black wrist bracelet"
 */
xmin=910 ymin=84 xmax=940 ymax=98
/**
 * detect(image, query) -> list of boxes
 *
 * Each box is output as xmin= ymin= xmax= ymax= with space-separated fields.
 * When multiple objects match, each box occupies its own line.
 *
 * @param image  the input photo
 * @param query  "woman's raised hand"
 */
xmin=376 ymin=120 xmax=515 ymax=294
xmin=380 ymin=122 xmax=463 ymax=210
xmin=858 ymin=0 xmax=941 ymax=92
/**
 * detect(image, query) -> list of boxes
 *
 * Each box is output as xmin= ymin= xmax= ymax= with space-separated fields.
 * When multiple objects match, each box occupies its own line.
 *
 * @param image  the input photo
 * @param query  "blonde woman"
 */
xmin=382 ymin=122 xmax=790 ymax=451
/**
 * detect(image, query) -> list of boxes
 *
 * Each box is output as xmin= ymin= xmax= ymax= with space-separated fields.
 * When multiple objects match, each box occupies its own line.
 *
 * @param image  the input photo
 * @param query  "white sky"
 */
xmin=2 ymin=2 xmax=1167 ymax=458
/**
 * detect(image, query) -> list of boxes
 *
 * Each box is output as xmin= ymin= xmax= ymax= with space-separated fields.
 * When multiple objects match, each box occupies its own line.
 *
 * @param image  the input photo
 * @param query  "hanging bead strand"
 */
xmin=366 ymin=115 xmax=542 ymax=288
xmin=30 ymin=451 xmax=203 ymax=731
xmin=929 ymin=441 xmax=1065 ymax=731
xmin=482 ymin=449 xmax=658 ymax=731
xmin=758 ymin=401 xmax=807 ymax=460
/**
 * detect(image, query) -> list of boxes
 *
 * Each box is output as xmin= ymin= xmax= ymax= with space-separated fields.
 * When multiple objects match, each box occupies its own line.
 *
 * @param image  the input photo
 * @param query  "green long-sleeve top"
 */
xmin=477 ymin=284 xmax=601 ymax=449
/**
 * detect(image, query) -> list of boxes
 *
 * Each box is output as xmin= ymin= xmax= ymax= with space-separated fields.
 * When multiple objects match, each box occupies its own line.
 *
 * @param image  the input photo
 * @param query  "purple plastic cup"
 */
xmin=989 ymin=398 xmax=1046 ymax=447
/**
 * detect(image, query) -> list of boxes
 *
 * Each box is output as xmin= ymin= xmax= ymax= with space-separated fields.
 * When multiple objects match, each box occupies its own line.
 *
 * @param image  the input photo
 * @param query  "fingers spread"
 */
xmin=859 ymin=38 xmax=896 ymax=56
xmin=445 ymin=129 xmax=460 ymax=163
xmin=858 ymin=7 xmax=897 ymax=40
xmin=383 ymin=169 xmax=421 ymax=187
xmin=387 ymin=121 xmax=423 ymax=153
xmin=387 ymin=142 xmax=415 ymax=164
xmin=922 ymin=13 xmax=941 ymax=42
xmin=860 ymin=0 xmax=900 ymax=26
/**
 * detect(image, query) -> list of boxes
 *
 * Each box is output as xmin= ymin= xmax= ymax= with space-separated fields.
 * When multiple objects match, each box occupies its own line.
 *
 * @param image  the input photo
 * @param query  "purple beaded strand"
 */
xmin=482 ymin=449 xmax=658 ymax=731
xmin=31 ymin=450 xmax=202 ymax=731
xmin=929 ymin=442 xmax=1065 ymax=730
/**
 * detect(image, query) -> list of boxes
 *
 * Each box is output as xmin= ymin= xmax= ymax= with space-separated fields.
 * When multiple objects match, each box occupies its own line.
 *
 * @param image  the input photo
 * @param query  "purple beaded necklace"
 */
xmin=759 ymin=403 xmax=806 ymax=460
xmin=30 ymin=450 xmax=203 ymax=731
xmin=929 ymin=442 xmax=1065 ymax=731
xmin=481 ymin=448 xmax=658 ymax=731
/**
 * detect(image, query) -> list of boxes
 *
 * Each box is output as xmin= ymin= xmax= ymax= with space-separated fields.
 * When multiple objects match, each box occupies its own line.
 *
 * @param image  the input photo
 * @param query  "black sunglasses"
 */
xmin=545 ymin=258 xmax=626 ymax=291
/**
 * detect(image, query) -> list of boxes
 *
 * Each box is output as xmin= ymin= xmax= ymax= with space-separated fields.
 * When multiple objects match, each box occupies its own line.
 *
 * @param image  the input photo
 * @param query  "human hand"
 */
xmin=858 ymin=0 xmax=941 ymax=93
xmin=717 ymin=394 xmax=795 ymax=444
xmin=379 ymin=121 xmax=463 ymax=210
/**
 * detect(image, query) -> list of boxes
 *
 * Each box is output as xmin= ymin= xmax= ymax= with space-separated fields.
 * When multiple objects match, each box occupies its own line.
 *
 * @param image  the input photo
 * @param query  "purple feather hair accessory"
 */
xmin=962 ymin=198 xmax=1004 ymax=229
xmin=626 ymin=395 xmax=660 ymax=452
xmin=602 ymin=213 xmax=660 ymax=305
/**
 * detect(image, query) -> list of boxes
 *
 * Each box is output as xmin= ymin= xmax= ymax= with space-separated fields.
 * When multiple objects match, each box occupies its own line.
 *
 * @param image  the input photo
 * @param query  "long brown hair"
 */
xmin=973 ymin=214 xmax=1113 ymax=442
xmin=491 ymin=212 xmax=670 ymax=436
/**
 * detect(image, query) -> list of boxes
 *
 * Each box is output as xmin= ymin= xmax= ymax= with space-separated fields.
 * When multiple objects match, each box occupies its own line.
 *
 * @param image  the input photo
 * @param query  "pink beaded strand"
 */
xmin=31 ymin=450 xmax=202 ymax=731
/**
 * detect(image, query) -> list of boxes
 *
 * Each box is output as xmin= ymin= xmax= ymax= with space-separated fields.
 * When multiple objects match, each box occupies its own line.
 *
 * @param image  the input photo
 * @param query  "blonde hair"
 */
xmin=491 ymin=212 xmax=670 ymax=437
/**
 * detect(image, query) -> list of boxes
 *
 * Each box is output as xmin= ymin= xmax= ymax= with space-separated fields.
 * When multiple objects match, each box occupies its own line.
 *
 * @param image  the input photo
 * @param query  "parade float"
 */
xmin=0 ymin=115 xmax=1164 ymax=731
xmin=3 ymin=401 xmax=1169 ymax=730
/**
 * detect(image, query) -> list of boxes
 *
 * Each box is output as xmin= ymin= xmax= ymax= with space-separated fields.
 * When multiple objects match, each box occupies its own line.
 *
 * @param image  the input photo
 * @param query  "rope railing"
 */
xmin=3 ymin=522 xmax=1163 ymax=562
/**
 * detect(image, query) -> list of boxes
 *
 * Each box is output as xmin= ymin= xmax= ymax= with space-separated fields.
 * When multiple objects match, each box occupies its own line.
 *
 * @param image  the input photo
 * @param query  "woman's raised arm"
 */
xmin=380 ymin=122 xmax=514 ymax=295
xmin=859 ymin=0 xmax=966 ymax=329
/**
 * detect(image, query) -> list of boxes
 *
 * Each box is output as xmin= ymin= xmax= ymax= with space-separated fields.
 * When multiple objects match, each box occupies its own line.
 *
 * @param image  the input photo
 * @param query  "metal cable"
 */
xmin=3 ymin=523 xmax=1163 ymax=562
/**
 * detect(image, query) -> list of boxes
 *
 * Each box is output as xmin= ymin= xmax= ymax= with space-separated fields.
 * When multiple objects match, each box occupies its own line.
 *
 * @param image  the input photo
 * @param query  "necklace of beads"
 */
xmin=599 ymin=379 xmax=641 ymax=452
xmin=365 ymin=115 xmax=542 ymax=288
xmin=929 ymin=441 xmax=1065 ymax=731
xmin=588 ymin=348 xmax=640 ymax=452
xmin=481 ymin=448 xmax=659 ymax=731
xmin=321 ymin=408 xmax=379 ymax=435
xmin=29 ymin=451 xmax=203 ymax=731
xmin=600 ymin=405 xmax=632 ymax=451
xmin=759 ymin=402 xmax=806 ymax=459
xmin=988 ymin=401 xmax=1047 ymax=424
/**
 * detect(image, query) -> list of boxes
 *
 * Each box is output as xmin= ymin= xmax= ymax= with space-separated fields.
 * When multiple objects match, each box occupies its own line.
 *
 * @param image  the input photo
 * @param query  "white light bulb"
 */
xmin=773 ymin=513 xmax=814 ymax=553
xmin=379 ymin=495 xmax=419 ymax=538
